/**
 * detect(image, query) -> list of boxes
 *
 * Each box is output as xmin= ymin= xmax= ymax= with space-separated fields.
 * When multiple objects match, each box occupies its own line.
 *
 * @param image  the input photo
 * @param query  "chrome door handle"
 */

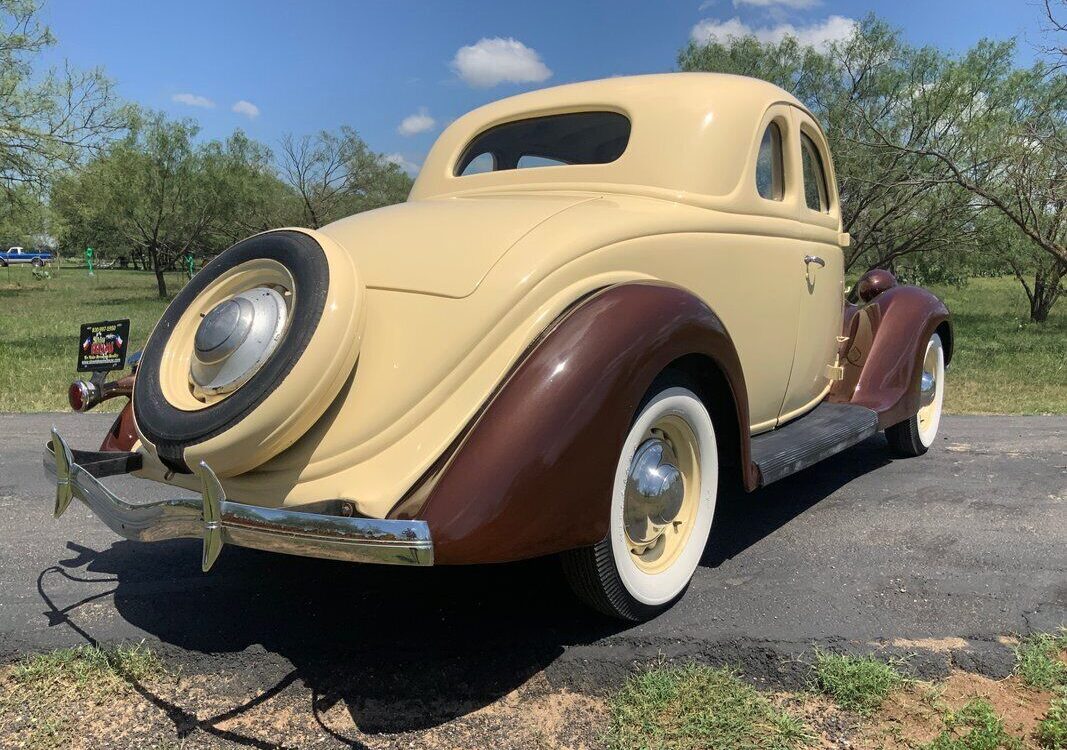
xmin=804 ymin=255 xmax=826 ymax=268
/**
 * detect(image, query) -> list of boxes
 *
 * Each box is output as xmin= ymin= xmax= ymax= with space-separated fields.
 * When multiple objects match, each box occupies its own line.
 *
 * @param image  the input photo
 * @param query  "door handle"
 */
xmin=804 ymin=255 xmax=826 ymax=268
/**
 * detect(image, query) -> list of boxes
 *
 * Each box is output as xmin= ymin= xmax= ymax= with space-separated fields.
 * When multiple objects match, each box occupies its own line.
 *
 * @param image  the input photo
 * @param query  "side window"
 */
xmin=755 ymin=122 xmax=784 ymax=200
xmin=517 ymin=155 xmax=568 ymax=169
xmin=800 ymin=133 xmax=829 ymax=212
xmin=460 ymin=152 xmax=495 ymax=176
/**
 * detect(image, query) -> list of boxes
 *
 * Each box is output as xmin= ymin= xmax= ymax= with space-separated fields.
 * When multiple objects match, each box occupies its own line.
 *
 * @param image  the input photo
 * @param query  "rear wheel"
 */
xmin=563 ymin=377 xmax=718 ymax=621
xmin=886 ymin=332 xmax=945 ymax=457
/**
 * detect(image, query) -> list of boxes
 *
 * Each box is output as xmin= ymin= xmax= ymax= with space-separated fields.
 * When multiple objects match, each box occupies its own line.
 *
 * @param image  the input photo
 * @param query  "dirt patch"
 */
xmin=1 ymin=664 xmax=608 ymax=749
xmin=889 ymin=637 xmax=971 ymax=653
xmin=855 ymin=672 xmax=1055 ymax=749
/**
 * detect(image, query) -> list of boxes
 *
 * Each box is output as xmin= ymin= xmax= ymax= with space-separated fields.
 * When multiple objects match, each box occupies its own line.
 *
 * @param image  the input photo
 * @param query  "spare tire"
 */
xmin=133 ymin=229 xmax=364 ymax=477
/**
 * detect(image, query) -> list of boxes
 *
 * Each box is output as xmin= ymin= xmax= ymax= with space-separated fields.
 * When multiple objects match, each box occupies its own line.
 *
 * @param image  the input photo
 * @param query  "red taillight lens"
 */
xmin=68 ymin=381 xmax=92 ymax=412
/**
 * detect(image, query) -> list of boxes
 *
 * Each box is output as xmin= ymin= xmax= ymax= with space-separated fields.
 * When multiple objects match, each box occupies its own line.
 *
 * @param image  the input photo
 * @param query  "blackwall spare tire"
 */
xmin=133 ymin=229 xmax=364 ymax=477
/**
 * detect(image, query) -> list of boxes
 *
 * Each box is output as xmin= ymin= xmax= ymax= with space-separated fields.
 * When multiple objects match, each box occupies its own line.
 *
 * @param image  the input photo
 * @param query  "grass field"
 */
xmin=0 ymin=266 xmax=178 ymax=412
xmin=0 ymin=266 xmax=1064 ymax=413
xmin=929 ymin=277 xmax=1067 ymax=415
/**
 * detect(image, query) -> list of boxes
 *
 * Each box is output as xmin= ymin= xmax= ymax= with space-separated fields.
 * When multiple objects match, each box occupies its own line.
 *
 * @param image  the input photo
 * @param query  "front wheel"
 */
xmin=885 ymin=332 xmax=945 ymax=457
xmin=562 ymin=379 xmax=719 ymax=621
xmin=31 ymin=258 xmax=44 ymax=267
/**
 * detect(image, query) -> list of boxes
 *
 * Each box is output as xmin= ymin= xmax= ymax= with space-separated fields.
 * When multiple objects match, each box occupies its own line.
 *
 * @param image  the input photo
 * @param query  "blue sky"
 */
xmin=39 ymin=1 xmax=1054 ymax=174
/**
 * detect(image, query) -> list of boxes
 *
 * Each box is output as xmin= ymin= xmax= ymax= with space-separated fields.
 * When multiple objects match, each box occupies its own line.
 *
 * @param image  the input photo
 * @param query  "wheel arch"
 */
xmin=659 ymin=353 xmax=745 ymax=492
xmin=934 ymin=319 xmax=954 ymax=367
xmin=396 ymin=282 xmax=755 ymax=565
xmin=830 ymin=285 xmax=952 ymax=428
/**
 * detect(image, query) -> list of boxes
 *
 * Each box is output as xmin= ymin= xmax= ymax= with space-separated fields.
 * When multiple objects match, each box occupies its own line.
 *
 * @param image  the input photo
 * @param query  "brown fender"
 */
xmin=396 ymin=283 xmax=752 ymax=565
xmin=100 ymin=402 xmax=139 ymax=452
xmin=829 ymin=285 xmax=953 ymax=429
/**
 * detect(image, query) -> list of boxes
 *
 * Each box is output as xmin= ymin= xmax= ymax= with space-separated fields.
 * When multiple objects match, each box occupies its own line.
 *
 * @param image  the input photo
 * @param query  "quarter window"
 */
xmin=755 ymin=122 xmax=784 ymax=201
xmin=462 ymin=152 xmax=495 ymax=175
xmin=800 ymin=133 xmax=829 ymax=212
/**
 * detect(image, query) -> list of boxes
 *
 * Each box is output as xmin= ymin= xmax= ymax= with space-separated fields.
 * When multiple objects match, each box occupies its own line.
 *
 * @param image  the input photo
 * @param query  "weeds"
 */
xmin=923 ymin=699 xmax=1024 ymax=750
xmin=1037 ymin=690 xmax=1067 ymax=749
xmin=606 ymin=664 xmax=811 ymax=750
xmin=1015 ymin=631 xmax=1067 ymax=691
xmin=812 ymin=651 xmax=905 ymax=714
xmin=0 ymin=643 xmax=164 ymax=749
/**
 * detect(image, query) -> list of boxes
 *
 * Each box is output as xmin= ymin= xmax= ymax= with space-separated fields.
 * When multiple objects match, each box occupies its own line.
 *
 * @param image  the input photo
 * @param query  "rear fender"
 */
xmin=101 ymin=402 xmax=138 ymax=452
xmin=397 ymin=282 xmax=752 ymax=565
xmin=830 ymin=286 xmax=952 ymax=428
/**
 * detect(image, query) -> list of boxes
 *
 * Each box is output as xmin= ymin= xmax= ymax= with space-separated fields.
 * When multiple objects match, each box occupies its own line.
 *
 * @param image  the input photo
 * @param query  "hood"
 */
xmin=319 ymin=193 xmax=595 ymax=298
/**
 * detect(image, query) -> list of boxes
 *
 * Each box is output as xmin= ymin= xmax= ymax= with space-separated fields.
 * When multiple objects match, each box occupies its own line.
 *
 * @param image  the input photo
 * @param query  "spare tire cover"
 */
xmin=133 ymin=229 xmax=364 ymax=477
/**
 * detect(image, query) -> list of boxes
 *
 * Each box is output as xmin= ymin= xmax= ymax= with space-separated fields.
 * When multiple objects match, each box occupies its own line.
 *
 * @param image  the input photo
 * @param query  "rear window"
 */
xmin=455 ymin=111 xmax=631 ymax=177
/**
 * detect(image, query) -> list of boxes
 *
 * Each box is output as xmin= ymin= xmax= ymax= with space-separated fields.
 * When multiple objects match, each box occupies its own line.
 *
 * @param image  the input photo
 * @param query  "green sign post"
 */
xmin=85 ymin=246 xmax=94 ymax=276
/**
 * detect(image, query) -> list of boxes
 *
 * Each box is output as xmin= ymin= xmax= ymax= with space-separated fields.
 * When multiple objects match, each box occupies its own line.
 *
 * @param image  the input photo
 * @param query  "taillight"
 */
xmin=68 ymin=381 xmax=96 ymax=412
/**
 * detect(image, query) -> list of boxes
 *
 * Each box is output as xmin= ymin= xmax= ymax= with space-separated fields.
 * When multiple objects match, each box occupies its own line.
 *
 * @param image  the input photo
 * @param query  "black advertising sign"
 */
xmin=77 ymin=319 xmax=130 ymax=372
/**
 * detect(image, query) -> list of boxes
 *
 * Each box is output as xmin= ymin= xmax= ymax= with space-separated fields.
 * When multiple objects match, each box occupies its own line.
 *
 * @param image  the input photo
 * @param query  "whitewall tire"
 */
xmin=563 ymin=378 xmax=718 ymax=620
xmin=886 ymin=332 xmax=945 ymax=457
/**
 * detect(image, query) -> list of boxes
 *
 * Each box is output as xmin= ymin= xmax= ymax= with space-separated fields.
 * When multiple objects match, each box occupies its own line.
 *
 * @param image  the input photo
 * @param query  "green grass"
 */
xmin=0 ymin=265 xmax=177 ymax=411
xmin=1038 ymin=690 xmax=1067 ymax=749
xmin=0 ymin=267 xmax=1063 ymax=413
xmin=605 ymin=664 xmax=811 ymax=750
xmin=8 ymin=642 xmax=163 ymax=694
xmin=922 ymin=699 xmax=1025 ymax=750
xmin=929 ymin=277 xmax=1067 ymax=414
xmin=812 ymin=651 xmax=905 ymax=714
xmin=1014 ymin=631 xmax=1067 ymax=691
xmin=0 ymin=643 xmax=164 ymax=749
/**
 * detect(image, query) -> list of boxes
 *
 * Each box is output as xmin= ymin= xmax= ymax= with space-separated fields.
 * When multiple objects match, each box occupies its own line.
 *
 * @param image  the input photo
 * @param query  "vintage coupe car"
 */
xmin=45 ymin=74 xmax=951 ymax=621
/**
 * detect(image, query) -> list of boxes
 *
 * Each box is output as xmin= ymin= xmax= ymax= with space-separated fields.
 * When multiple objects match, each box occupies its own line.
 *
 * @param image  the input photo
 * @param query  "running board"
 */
xmin=750 ymin=402 xmax=879 ymax=486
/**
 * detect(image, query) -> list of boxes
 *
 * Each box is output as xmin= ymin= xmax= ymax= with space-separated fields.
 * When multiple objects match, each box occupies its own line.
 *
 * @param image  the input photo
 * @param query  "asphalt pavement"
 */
xmin=0 ymin=412 xmax=1064 ymax=723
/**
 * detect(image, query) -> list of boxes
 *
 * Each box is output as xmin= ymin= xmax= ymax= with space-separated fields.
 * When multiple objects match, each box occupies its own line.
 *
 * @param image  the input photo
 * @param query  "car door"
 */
xmin=724 ymin=104 xmax=803 ymax=433
xmin=777 ymin=107 xmax=845 ymax=423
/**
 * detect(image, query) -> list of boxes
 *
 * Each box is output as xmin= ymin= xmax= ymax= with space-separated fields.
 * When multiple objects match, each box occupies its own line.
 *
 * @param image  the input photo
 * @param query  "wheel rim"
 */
xmin=623 ymin=414 xmax=701 ymax=574
xmin=916 ymin=334 xmax=944 ymax=446
xmin=158 ymin=258 xmax=295 ymax=411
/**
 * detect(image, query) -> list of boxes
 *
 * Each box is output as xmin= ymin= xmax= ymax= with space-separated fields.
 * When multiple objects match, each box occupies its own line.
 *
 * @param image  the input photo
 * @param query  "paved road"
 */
xmin=0 ymin=413 xmax=1064 ymax=715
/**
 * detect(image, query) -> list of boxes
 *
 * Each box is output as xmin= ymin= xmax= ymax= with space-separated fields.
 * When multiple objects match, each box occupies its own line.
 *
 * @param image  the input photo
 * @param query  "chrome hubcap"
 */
xmin=624 ymin=435 xmax=685 ymax=555
xmin=919 ymin=370 xmax=936 ymax=408
xmin=917 ymin=343 xmax=939 ymax=433
xmin=190 ymin=287 xmax=288 ymax=395
xmin=194 ymin=297 xmax=254 ymax=364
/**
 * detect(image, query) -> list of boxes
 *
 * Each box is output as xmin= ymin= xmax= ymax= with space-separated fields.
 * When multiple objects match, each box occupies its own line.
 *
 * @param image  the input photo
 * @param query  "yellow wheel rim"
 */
xmin=158 ymin=258 xmax=295 ymax=411
xmin=623 ymin=414 xmax=701 ymax=574
xmin=917 ymin=338 xmax=941 ymax=439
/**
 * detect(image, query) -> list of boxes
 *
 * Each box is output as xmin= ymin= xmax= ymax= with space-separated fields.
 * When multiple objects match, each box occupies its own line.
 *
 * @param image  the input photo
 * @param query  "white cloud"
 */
xmin=698 ymin=0 xmax=716 ymax=9
xmin=172 ymin=92 xmax=214 ymax=108
xmin=231 ymin=100 xmax=260 ymax=119
xmin=451 ymin=37 xmax=552 ymax=88
xmin=734 ymin=0 xmax=821 ymax=8
xmin=398 ymin=108 xmax=435 ymax=136
xmin=382 ymin=153 xmax=420 ymax=175
xmin=690 ymin=15 xmax=856 ymax=50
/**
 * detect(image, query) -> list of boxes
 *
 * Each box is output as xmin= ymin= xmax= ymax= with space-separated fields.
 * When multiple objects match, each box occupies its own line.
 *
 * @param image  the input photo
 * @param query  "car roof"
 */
xmin=411 ymin=73 xmax=811 ymax=202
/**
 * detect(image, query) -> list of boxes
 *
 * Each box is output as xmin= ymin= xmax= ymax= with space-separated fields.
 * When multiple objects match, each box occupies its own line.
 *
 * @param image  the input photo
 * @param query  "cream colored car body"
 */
xmin=139 ymin=73 xmax=846 ymax=518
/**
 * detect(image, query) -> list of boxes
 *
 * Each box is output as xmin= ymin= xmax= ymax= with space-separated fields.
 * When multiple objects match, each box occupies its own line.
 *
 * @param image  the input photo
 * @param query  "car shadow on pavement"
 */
xmin=702 ymin=433 xmax=892 ymax=568
xmin=35 ymin=435 xmax=891 ymax=748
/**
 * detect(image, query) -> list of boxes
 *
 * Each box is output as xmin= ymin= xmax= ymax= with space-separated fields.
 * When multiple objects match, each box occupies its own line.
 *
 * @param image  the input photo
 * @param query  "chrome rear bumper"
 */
xmin=43 ymin=429 xmax=433 ymax=570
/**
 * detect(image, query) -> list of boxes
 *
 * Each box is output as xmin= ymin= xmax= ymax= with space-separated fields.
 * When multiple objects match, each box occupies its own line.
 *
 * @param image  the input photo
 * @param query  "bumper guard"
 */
xmin=44 ymin=429 xmax=433 ymax=570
